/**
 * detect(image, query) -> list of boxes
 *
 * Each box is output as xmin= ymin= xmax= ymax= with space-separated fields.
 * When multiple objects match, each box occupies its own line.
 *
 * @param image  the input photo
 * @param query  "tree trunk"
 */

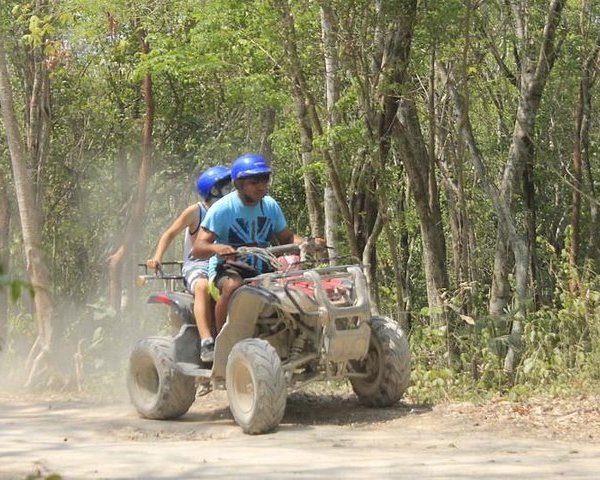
xmin=274 ymin=0 xmax=358 ymax=257
xmin=291 ymin=85 xmax=323 ymax=237
xmin=348 ymin=0 xmax=417 ymax=300
xmin=323 ymin=185 xmax=338 ymax=265
xmin=498 ymin=0 xmax=565 ymax=374
xmin=259 ymin=107 xmax=276 ymax=162
xmin=523 ymin=146 xmax=538 ymax=306
xmin=578 ymin=22 xmax=600 ymax=267
xmin=320 ymin=1 xmax=339 ymax=262
xmin=0 ymin=170 xmax=9 ymax=347
xmin=0 ymin=36 xmax=55 ymax=385
xmin=489 ymin=0 xmax=565 ymax=319
xmin=384 ymin=217 xmax=410 ymax=331
xmin=489 ymin=232 xmax=513 ymax=316
xmin=442 ymin=156 xmax=473 ymax=312
xmin=386 ymin=176 xmax=413 ymax=330
xmin=23 ymin=38 xmax=51 ymax=209
xmin=441 ymin=62 xmax=531 ymax=377
xmin=434 ymin=41 xmax=474 ymax=316
xmin=569 ymin=84 xmax=584 ymax=291
xmin=395 ymin=99 xmax=449 ymax=320
xmin=108 ymin=27 xmax=154 ymax=315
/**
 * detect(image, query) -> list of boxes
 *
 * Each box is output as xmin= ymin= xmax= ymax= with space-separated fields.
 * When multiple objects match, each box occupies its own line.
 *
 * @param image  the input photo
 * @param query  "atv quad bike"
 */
xmin=127 ymin=245 xmax=411 ymax=434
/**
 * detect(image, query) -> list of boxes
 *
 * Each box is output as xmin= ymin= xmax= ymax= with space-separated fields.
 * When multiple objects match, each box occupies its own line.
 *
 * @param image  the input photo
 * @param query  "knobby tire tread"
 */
xmin=351 ymin=317 xmax=411 ymax=407
xmin=128 ymin=336 xmax=196 ymax=420
xmin=227 ymin=338 xmax=286 ymax=434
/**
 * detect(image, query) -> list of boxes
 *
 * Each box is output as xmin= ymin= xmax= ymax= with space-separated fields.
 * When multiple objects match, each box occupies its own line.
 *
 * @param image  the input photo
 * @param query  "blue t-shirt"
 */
xmin=201 ymin=191 xmax=287 ymax=278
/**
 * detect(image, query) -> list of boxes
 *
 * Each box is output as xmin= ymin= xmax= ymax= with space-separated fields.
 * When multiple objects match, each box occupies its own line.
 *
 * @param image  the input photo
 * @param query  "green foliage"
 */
xmin=408 ymin=247 xmax=600 ymax=403
xmin=0 ymin=264 xmax=32 ymax=303
xmin=0 ymin=275 xmax=30 ymax=303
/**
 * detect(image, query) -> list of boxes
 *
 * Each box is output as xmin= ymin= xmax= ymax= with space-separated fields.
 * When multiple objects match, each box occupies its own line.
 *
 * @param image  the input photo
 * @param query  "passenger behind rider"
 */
xmin=192 ymin=153 xmax=316 ymax=333
xmin=146 ymin=165 xmax=231 ymax=362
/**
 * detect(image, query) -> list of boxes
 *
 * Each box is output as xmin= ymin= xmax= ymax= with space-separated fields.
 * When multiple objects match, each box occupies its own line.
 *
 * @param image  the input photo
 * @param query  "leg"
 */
xmin=193 ymin=278 xmax=213 ymax=340
xmin=214 ymin=275 xmax=244 ymax=332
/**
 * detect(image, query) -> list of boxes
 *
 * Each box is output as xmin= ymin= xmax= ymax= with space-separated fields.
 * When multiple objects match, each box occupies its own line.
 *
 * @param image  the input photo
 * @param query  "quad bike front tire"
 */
xmin=226 ymin=338 xmax=287 ymax=434
xmin=127 ymin=336 xmax=196 ymax=419
xmin=350 ymin=316 xmax=411 ymax=407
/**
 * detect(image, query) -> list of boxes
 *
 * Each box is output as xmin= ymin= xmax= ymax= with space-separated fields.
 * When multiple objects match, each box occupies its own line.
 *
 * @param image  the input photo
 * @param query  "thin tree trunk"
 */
xmin=384 ymin=218 xmax=409 ymax=331
xmin=441 ymin=62 xmax=530 ymax=377
xmin=489 ymin=0 xmax=565 ymax=320
xmin=0 ymin=170 xmax=9 ymax=347
xmin=441 ymin=149 xmax=472 ymax=312
xmin=320 ymin=1 xmax=339 ymax=262
xmin=570 ymin=84 xmax=584 ymax=291
xmin=396 ymin=99 xmax=449 ymax=321
xmin=499 ymin=0 xmax=565 ymax=374
xmin=350 ymin=0 xmax=417 ymax=301
xmin=323 ymin=185 xmax=337 ymax=264
xmin=362 ymin=209 xmax=384 ymax=314
xmin=523 ymin=145 xmax=538 ymax=306
xmin=291 ymin=86 xmax=323 ymax=237
xmin=578 ymin=23 xmax=600 ymax=266
xmin=0 ymin=35 xmax=54 ymax=385
xmin=274 ymin=0 xmax=358 ymax=257
xmin=259 ymin=107 xmax=276 ymax=162
xmin=25 ymin=44 xmax=51 ymax=209
xmin=434 ymin=36 xmax=474 ymax=315
xmin=108 ymin=27 xmax=154 ymax=314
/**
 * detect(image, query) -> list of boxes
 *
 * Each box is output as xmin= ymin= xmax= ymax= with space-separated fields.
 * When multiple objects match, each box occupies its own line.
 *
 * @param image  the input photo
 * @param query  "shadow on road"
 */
xmin=282 ymin=391 xmax=431 ymax=428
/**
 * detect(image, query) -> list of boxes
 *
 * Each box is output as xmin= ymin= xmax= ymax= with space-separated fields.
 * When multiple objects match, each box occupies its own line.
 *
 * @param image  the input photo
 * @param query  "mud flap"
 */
xmin=174 ymin=324 xmax=200 ymax=364
xmin=173 ymin=324 xmax=213 ymax=378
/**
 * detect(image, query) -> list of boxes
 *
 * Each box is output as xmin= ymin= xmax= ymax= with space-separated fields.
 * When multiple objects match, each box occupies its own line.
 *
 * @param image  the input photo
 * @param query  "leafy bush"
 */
xmin=406 ymin=261 xmax=600 ymax=403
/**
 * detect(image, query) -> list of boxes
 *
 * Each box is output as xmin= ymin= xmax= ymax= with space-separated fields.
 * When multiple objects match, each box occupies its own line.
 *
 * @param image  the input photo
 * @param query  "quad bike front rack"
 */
xmin=302 ymin=266 xmax=371 ymax=362
xmin=253 ymin=264 xmax=372 ymax=363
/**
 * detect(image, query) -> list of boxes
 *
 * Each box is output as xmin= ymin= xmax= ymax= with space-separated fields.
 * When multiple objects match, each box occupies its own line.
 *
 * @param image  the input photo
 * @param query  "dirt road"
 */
xmin=1 ymin=388 xmax=599 ymax=479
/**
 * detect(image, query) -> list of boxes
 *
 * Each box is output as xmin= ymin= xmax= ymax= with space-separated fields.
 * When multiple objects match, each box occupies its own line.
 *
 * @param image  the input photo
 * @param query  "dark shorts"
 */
xmin=208 ymin=268 xmax=243 ymax=301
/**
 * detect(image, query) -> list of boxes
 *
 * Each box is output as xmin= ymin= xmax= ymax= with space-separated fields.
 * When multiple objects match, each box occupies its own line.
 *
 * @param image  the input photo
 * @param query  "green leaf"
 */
xmin=9 ymin=281 xmax=22 ymax=303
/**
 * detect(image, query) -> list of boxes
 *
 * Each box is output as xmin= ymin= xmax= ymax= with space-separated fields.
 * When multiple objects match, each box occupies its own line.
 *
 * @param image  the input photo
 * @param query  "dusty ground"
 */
xmin=1 ymin=385 xmax=599 ymax=479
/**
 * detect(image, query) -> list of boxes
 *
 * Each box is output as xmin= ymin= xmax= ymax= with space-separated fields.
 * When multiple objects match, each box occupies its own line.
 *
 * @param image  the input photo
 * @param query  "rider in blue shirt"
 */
xmin=192 ymin=153 xmax=303 ymax=332
xmin=202 ymin=191 xmax=287 ymax=278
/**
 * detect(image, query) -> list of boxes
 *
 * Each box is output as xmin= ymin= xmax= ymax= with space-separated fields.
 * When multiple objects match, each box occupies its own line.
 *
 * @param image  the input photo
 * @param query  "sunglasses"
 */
xmin=245 ymin=174 xmax=271 ymax=185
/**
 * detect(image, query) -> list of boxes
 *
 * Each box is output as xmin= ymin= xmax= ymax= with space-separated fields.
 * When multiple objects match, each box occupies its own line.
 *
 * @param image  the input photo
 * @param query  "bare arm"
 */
xmin=276 ymin=227 xmax=303 ymax=245
xmin=276 ymin=228 xmax=326 ymax=251
xmin=191 ymin=227 xmax=236 ymax=260
xmin=146 ymin=204 xmax=200 ymax=270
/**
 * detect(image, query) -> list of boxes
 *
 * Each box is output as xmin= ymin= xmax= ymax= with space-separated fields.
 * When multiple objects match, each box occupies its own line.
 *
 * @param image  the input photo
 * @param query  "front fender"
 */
xmin=212 ymin=285 xmax=279 ymax=379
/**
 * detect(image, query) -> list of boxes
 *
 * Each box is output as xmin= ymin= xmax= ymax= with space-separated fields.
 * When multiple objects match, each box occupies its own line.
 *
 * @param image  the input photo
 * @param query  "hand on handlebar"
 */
xmin=301 ymin=237 xmax=327 ymax=253
xmin=146 ymin=258 xmax=161 ymax=271
xmin=146 ymin=259 xmax=165 ymax=277
xmin=214 ymin=244 xmax=237 ymax=257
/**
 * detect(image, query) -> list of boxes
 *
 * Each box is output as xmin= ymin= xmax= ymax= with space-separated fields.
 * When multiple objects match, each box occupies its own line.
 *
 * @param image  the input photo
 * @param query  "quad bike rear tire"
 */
xmin=226 ymin=338 xmax=287 ymax=434
xmin=350 ymin=316 xmax=411 ymax=407
xmin=127 ymin=336 xmax=196 ymax=419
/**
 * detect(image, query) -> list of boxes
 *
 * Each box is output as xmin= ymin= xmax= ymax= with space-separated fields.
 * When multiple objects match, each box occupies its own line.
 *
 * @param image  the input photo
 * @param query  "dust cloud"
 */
xmin=0 ymin=159 xmax=209 ymax=400
xmin=0 ymin=288 xmax=172 ymax=401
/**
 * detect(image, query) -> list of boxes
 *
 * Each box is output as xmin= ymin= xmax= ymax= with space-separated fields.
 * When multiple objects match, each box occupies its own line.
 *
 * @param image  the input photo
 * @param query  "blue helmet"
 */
xmin=231 ymin=153 xmax=272 ymax=180
xmin=196 ymin=165 xmax=231 ymax=200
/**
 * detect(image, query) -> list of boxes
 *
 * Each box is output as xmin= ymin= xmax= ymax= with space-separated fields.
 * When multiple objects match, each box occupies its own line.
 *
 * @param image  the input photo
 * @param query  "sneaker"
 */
xmin=200 ymin=340 xmax=215 ymax=363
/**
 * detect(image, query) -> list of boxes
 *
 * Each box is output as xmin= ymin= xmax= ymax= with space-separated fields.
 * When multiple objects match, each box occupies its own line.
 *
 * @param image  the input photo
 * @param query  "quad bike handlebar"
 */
xmin=135 ymin=240 xmax=325 ymax=287
xmin=136 ymin=261 xmax=184 ymax=287
xmin=235 ymin=240 xmax=326 ymax=270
